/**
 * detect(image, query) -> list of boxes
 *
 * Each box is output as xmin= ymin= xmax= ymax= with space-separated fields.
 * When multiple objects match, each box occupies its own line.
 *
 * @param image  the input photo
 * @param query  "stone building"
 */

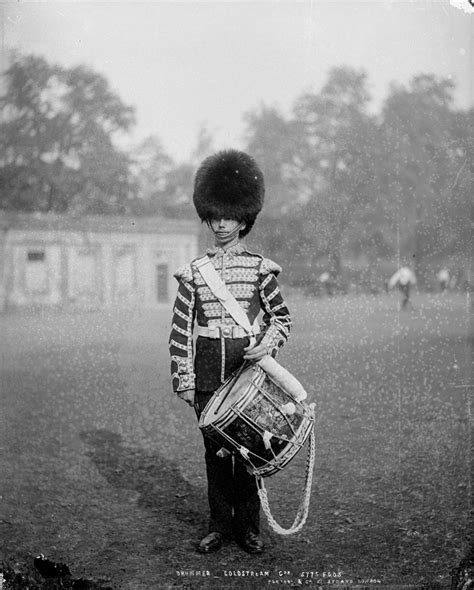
xmin=0 ymin=212 xmax=199 ymax=311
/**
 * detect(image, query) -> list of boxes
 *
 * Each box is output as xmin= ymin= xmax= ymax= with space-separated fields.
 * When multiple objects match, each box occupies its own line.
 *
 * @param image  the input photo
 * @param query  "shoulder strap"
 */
xmin=194 ymin=255 xmax=256 ymax=343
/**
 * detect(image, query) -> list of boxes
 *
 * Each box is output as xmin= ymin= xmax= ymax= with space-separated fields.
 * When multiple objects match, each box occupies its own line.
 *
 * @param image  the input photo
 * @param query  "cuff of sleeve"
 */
xmin=261 ymin=326 xmax=285 ymax=356
xmin=176 ymin=372 xmax=196 ymax=391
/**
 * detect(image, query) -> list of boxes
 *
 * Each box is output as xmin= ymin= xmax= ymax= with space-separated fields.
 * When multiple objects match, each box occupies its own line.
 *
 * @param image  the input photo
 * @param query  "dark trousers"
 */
xmin=399 ymin=283 xmax=410 ymax=308
xmin=194 ymin=391 xmax=260 ymax=540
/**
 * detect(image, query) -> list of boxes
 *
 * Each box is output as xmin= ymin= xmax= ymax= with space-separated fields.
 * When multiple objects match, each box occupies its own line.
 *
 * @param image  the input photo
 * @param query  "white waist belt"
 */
xmin=196 ymin=323 xmax=261 ymax=339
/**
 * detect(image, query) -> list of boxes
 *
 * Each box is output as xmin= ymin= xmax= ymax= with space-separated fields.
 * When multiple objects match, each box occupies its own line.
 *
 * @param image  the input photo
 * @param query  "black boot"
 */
xmin=198 ymin=532 xmax=224 ymax=553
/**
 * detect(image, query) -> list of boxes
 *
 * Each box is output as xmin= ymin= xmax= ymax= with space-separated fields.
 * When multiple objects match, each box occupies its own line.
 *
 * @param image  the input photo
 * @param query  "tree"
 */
xmin=242 ymin=105 xmax=313 ymax=284
xmin=160 ymin=162 xmax=196 ymax=219
xmin=0 ymin=52 xmax=136 ymax=214
xmin=128 ymin=135 xmax=173 ymax=215
xmin=243 ymin=105 xmax=303 ymax=217
xmin=293 ymin=66 xmax=379 ymax=277
xmin=379 ymin=74 xmax=466 ymax=279
xmin=191 ymin=123 xmax=215 ymax=165
xmin=127 ymin=124 xmax=215 ymax=219
xmin=446 ymin=107 xmax=473 ymax=263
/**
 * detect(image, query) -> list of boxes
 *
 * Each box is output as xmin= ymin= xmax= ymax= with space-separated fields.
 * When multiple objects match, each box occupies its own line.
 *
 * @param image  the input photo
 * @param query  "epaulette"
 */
xmin=173 ymin=263 xmax=193 ymax=282
xmin=260 ymin=257 xmax=282 ymax=276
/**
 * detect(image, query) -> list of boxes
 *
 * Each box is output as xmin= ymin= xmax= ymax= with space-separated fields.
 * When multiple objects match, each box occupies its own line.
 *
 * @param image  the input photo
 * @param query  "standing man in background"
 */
xmin=388 ymin=266 xmax=417 ymax=310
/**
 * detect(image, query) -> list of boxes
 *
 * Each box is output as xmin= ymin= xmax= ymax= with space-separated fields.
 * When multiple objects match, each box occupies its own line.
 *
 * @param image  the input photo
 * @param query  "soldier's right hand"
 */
xmin=177 ymin=389 xmax=195 ymax=407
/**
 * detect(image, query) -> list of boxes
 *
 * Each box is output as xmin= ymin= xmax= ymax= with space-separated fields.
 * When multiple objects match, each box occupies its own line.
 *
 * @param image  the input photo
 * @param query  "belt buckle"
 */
xmin=208 ymin=325 xmax=219 ymax=338
xmin=221 ymin=326 xmax=232 ymax=338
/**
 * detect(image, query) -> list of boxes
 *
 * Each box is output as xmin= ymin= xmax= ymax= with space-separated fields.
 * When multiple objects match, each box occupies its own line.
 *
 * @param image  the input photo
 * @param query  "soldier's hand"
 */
xmin=177 ymin=389 xmax=195 ymax=406
xmin=243 ymin=340 xmax=270 ymax=361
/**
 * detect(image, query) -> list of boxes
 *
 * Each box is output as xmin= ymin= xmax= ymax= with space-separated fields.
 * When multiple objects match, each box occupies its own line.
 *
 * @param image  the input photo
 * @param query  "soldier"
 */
xmin=169 ymin=150 xmax=292 ymax=555
xmin=319 ymin=271 xmax=334 ymax=296
xmin=388 ymin=266 xmax=417 ymax=310
xmin=436 ymin=268 xmax=450 ymax=292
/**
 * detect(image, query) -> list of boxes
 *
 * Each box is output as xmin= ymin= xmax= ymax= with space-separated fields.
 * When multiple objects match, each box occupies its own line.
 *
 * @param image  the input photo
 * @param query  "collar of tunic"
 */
xmin=206 ymin=242 xmax=246 ymax=258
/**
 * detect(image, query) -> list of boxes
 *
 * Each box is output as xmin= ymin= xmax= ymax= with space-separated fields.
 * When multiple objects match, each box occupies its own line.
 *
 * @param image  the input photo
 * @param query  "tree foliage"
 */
xmin=127 ymin=125 xmax=215 ymax=219
xmin=293 ymin=67 xmax=379 ymax=275
xmin=128 ymin=135 xmax=173 ymax=216
xmin=379 ymin=75 xmax=464 ymax=271
xmin=244 ymin=67 xmax=472 ymax=291
xmin=0 ymin=53 xmax=136 ymax=214
xmin=244 ymin=105 xmax=302 ymax=217
xmin=1 ymin=53 xmax=471 ymax=291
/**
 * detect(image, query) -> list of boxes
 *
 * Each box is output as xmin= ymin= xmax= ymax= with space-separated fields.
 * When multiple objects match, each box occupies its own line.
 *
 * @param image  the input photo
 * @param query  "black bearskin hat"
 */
xmin=193 ymin=150 xmax=264 ymax=237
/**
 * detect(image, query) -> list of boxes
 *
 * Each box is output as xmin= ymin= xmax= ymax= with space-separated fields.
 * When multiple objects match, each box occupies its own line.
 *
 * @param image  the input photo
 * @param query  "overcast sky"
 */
xmin=1 ymin=1 xmax=472 ymax=162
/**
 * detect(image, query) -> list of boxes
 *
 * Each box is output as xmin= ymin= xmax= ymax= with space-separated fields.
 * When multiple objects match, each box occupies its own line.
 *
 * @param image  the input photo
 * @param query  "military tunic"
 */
xmin=169 ymin=242 xmax=292 ymax=393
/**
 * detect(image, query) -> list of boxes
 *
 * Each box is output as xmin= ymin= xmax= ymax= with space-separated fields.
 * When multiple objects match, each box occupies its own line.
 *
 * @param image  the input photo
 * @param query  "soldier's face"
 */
xmin=209 ymin=218 xmax=245 ymax=246
xmin=210 ymin=218 xmax=240 ymax=233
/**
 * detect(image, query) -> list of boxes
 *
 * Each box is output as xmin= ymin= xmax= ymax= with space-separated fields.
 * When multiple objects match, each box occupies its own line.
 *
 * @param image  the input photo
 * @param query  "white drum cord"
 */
xmin=256 ymin=406 xmax=316 ymax=535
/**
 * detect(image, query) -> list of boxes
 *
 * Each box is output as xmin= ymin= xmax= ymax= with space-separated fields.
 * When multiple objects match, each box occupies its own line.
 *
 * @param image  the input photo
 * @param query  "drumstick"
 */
xmin=258 ymin=355 xmax=307 ymax=402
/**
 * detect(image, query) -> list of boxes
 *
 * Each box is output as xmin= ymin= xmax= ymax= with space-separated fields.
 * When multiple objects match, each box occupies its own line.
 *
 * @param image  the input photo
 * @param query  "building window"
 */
xmin=156 ymin=263 xmax=168 ymax=302
xmin=27 ymin=251 xmax=45 ymax=262
xmin=25 ymin=250 xmax=48 ymax=293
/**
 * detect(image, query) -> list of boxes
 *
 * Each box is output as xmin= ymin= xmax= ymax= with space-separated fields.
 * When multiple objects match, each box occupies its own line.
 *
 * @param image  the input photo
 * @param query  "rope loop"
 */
xmin=256 ymin=407 xmax=316 ymax=535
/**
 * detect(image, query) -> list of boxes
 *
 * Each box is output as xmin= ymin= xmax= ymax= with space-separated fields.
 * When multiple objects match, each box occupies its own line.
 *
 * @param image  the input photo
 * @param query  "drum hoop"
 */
xmin=209 ymin=423 xmax=265 ymax=471
xmin=207 ymin=362 xmax=251 ymax=417
xmin=199 ymin=362 xmax=254 ymax=429
xmin=207 ymin=409 xmax=307 ymax=470
xmin=209 ymin=415 xmax=314 ymax=478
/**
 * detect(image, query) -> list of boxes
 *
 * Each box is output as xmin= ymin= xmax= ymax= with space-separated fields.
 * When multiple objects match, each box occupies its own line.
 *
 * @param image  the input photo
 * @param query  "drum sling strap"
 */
xmin=195 ymin=253 xmax=317 ymax=535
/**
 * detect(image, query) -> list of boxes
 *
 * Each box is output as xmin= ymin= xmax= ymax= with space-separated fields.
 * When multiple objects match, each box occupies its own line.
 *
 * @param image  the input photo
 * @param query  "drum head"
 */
xmin=200 ymin=364 xmax=254 ymax=428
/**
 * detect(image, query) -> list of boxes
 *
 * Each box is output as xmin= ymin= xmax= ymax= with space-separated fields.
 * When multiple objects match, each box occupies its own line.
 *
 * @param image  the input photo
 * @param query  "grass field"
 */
xmin=0 ymin=291 xmax=472 ymax=589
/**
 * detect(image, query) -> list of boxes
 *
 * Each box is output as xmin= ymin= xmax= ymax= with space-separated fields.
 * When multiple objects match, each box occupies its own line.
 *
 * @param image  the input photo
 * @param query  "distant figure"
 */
xmin=319 ymin=271 xmax=334 ymax=296
xmin=436 ymin=268 xmax=450 ymax=292
xmin=388 ymin=267 xmax=417 ymax=310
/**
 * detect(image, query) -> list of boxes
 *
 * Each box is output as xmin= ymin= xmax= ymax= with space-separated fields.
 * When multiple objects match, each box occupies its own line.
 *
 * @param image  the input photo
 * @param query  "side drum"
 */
xmin=199 ymin=362 xmax=314 ymax=478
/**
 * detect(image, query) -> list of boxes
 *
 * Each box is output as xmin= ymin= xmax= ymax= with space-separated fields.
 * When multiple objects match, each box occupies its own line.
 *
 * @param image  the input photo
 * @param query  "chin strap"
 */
xmin=206 ymin=220 xmax=244 ymax=242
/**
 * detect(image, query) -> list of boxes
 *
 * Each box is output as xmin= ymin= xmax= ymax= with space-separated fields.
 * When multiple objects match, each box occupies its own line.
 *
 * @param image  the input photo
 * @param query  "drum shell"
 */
xmin=199 ymin=364 xmax=314 ymax=478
